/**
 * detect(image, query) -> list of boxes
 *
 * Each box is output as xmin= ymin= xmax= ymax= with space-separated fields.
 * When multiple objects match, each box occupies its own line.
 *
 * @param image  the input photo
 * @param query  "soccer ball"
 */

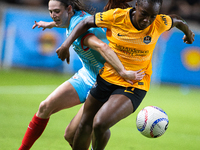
xmin=136 ymin=106 xmax=169 ymax=138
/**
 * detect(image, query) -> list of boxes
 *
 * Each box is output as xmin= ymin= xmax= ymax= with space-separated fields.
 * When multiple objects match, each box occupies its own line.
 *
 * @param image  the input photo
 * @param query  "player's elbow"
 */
xmin=98 ymin=42 xmax=110 ymax=54
xmin=82 ymin=15 xmax=96 ymax=29
xmin=170 ymin=14 xmax=187 ymax=28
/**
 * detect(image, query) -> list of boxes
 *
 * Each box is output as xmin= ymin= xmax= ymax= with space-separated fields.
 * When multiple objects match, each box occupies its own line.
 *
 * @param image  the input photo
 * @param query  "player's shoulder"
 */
xmin=69 ymin=10 xmax=91 ymax=29
xmin=153 ymin=14 xmax=173 ymax=32
xmin=112 ymin=7 xmax=132 ymax=15
xmin=155 ymin=14 xmax=172 ymax=26
xmin=101 ymin=7 xmax=132 ymax=16
xmin=104 ymin=7 xmax=132 ymax=23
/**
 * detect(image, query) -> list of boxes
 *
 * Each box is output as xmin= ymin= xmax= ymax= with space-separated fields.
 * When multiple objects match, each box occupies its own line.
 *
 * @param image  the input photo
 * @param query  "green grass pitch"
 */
xmin=0 ymin=68 xmax=200 ymax=150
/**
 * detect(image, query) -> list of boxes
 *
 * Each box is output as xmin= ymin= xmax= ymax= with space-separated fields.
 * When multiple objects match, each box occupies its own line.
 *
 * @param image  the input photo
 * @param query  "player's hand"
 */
xmin=56 ymin=45 xmax=70 ymax=64
xmin=32 ymin=21 xmax=55 ymax=31
xmin=183 ymin=30 xmax=195 ymax=44
xmin=122 ymin=69 xmax=145 ymax=85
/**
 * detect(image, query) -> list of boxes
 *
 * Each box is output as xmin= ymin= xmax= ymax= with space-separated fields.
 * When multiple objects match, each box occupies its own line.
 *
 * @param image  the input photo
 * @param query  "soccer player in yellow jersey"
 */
xmin=56 ymin=0 xmax=195 ymax=149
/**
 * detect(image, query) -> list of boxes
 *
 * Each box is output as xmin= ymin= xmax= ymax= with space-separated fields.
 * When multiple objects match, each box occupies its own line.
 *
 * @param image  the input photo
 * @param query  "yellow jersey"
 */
xmin=95 ymin=8 xmax=172 ymax=91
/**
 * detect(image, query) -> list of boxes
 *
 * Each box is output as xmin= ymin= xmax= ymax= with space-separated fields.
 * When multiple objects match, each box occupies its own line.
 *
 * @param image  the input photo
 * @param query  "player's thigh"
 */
xmin=42 ymin=81 xmax=81 ymax=113
xmin=81 ymin=94 xmax=104 ymax=125
xmin=94 ymin=94 xmax=133 ymax=129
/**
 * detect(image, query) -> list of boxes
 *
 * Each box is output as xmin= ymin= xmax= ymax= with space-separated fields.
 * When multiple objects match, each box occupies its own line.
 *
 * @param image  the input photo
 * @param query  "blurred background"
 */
xmin=0 ymin=0 xmax=200 ymax=87
xmin=0 ymin=0 xmax=200 ymax=150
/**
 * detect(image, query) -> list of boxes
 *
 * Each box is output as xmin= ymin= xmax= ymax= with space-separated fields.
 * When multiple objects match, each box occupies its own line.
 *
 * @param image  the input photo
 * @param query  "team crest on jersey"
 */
xmin=143 ymin=36 xmax=151 ymax=44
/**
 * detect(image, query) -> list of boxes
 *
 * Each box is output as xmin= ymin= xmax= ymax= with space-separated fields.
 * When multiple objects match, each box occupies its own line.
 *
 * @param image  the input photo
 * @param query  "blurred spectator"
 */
xmin=0 ymin=0 xmax=48 ymax=6
xmin=162 ymin=0 xmax=200 ymax=23
xmin=18 ymin=0 xmax=46 ymax=6
xmin=160 ymin=0 xmax=173 ymax=14
xmin=84 ymin=0 xmax=136 ymax=13
xmin=84 ymin=0 xmax=107 ymax=13
xmin=1 ymin=0 xmax=200 ymax=23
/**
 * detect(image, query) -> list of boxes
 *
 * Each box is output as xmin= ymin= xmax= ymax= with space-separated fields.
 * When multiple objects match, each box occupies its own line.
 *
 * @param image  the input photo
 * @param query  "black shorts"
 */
xmin=90 ymin=75 xmax=147 ymax=112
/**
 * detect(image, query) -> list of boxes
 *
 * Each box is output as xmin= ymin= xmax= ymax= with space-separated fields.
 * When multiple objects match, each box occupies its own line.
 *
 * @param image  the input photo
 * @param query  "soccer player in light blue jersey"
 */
xmin=18 ymin=0 xmax=143 ymax=149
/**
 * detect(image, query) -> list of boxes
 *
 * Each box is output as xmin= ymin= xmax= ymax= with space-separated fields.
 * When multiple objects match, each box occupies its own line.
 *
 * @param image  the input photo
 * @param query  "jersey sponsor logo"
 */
xmin=161 ymin=15 xmax=168 ymax=25
xmin=143 ymin=36 xmax=151 ymax=44
xmin=116 ymin=44 xmax=149 ymax=56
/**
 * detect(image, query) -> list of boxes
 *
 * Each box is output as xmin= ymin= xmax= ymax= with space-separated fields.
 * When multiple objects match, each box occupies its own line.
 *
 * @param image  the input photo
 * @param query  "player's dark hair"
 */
xmin=49 ymin=0 xmax=91 ymax=13
xmin=137 ymin=0 xmax=163 ymax=6
xmin=104 ymin=0 xmax=133 ymax=11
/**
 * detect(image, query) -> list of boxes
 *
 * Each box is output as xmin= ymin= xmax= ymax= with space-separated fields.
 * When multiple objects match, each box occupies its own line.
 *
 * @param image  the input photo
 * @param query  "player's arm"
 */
xmin=32 ymin=21 xmax=57 ymax=31
xmin=170 ymin=14 xmax=195 ymax=44
xmin=56 ymin=16 xmax=145 ymax=82
xmin=56 ymin=15 xmax=97 ymax=63
xmin=59 ymin=15 xmax=96 ymax=53
xmin=83 ymin=34 xmax=145 ymax=82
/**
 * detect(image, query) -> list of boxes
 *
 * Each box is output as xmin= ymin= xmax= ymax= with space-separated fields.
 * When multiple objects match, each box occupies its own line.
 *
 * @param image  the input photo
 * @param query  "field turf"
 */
xmin=0 ymin=68 xmax=200 ymax=150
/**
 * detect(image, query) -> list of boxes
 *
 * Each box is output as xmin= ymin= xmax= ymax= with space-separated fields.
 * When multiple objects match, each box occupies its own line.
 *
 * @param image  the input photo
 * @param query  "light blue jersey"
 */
xmin=67 ymin=10 xmax=108 ymax=103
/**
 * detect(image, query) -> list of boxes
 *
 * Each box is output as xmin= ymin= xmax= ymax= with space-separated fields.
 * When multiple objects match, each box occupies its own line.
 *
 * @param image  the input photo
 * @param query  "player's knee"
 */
xmin=64 ymin=132 xmax=68 ymax=141
xmin=64 ymin=132 xmax=73 ymax=144
xmin=38 ymin=100 xmax=52 ymax=117
xmin=93 ymin=118 xmax=108 ymax=135
xmin=64 ymin=128 xmax=74 ymax=144
xmin=64 ymin=132 xmax=73 ymax=148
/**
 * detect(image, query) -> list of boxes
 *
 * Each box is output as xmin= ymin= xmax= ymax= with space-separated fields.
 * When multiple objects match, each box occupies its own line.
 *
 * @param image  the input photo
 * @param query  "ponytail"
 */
xmin=104 ymin=0 xmax=133 ymax=11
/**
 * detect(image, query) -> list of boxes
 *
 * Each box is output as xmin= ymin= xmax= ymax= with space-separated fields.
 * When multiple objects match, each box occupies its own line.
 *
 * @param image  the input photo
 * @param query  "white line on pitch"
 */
xmin=0 ymin=85 xmax=58 ymax=94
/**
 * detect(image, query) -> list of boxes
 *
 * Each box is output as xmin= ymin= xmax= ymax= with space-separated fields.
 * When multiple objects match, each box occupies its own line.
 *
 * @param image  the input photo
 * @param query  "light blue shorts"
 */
xmin=68 ymin=69 xmax=96 ymax=103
